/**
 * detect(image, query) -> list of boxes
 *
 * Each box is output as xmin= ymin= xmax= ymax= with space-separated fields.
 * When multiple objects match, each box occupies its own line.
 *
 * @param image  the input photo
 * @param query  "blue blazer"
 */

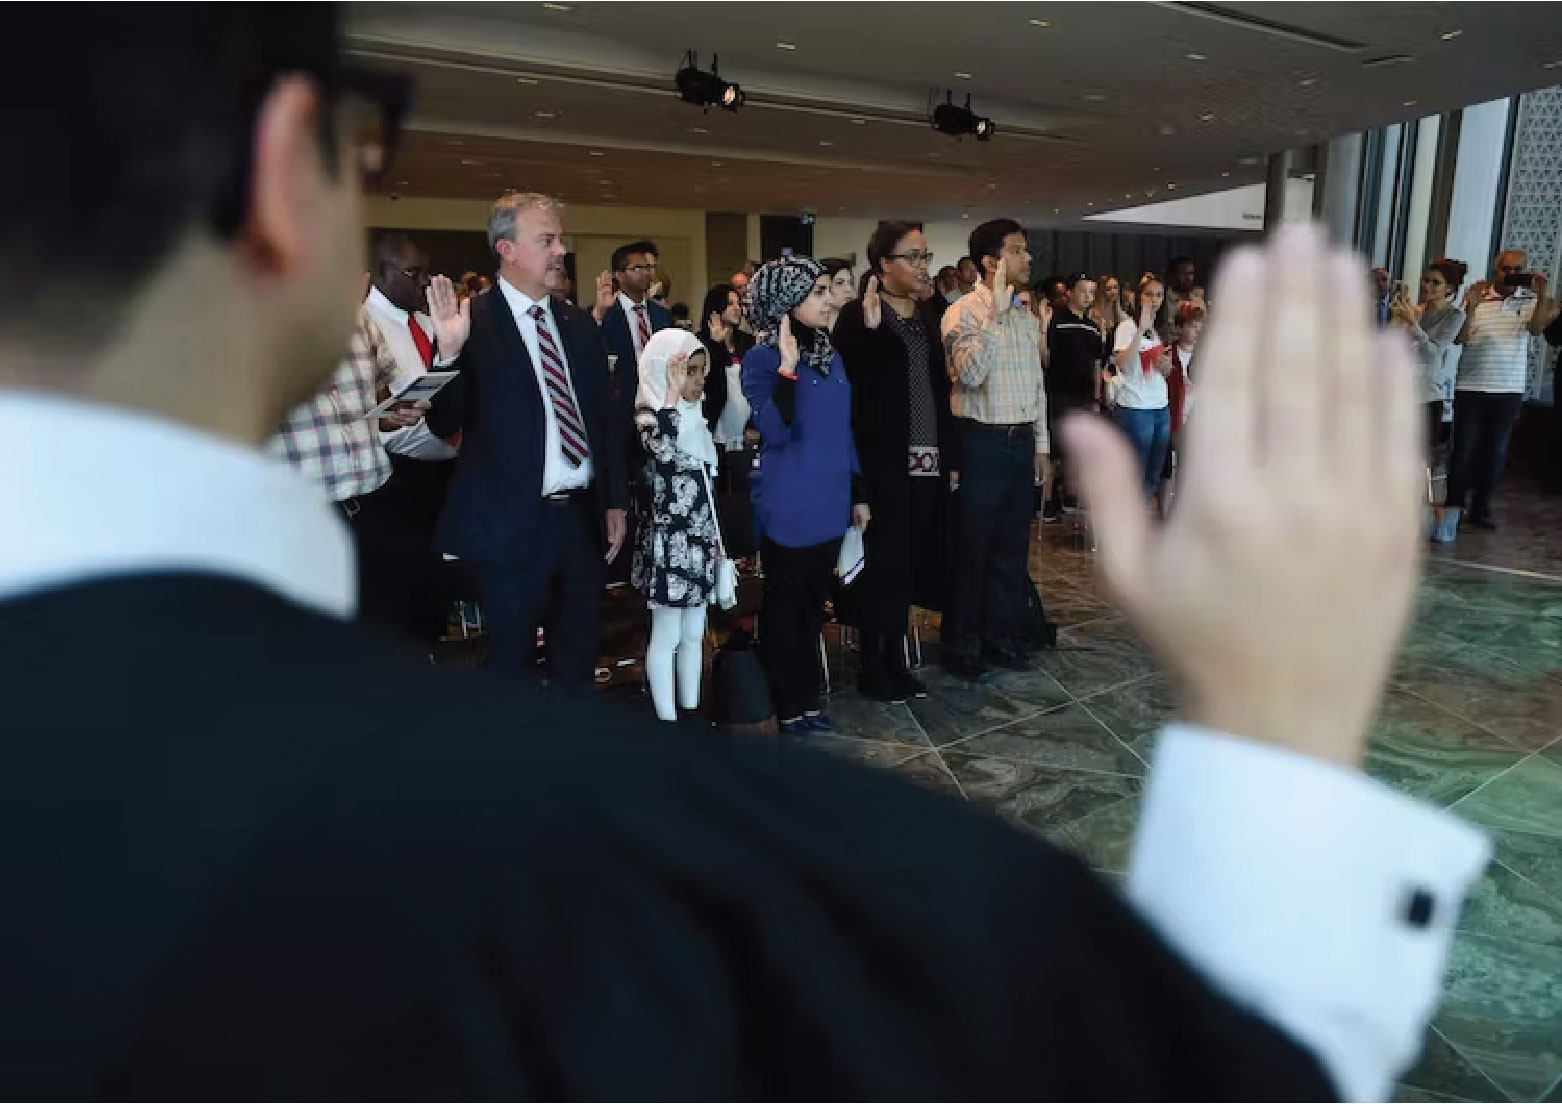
xmin=430 ymin=291 xmax=627 ymax=566
xmin=599 ymin=298 xmax=674 ymax=419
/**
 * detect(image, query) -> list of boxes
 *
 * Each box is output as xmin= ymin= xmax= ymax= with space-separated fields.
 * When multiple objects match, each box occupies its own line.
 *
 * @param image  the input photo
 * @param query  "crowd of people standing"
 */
xmin=270 ymin=194 xmax=1558 ymax=730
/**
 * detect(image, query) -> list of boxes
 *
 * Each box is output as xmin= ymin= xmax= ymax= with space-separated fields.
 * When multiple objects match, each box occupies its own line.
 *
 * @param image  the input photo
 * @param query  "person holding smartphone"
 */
xmin=1441 ymin=251 xmax=1558 ymax=533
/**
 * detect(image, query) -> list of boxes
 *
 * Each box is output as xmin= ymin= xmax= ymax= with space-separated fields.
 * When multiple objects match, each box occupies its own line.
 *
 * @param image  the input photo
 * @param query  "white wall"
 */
xmin=1085 ymin=180 xmax=1310 ymax=231
xmin=1400 ymin=116 xmax=1441 ymax=283
xmin=1446 ymin=98 xmax=1513 ymax=276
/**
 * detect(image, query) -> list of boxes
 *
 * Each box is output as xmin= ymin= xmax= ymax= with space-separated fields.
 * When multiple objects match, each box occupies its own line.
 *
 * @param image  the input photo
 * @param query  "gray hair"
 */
xmin=486 ymin=191 xmax=565 ymax=254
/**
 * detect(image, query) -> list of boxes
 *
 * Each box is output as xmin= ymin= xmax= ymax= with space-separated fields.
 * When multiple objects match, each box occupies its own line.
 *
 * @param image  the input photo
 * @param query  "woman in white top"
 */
xmin=1389 ymin=258 xmax=1467 ymax=450
xmin=1112 ymin=274 xmax=1174 ymax=499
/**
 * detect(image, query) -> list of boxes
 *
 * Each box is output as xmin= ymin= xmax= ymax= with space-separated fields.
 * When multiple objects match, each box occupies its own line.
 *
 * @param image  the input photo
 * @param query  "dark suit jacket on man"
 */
xmin=429 ymin=289 xmax=626 ymax=566
xmin=3 ymin=571 xmax=1332 ymax=1098
xmin=599 ymin=296 xmax=673 ymax=420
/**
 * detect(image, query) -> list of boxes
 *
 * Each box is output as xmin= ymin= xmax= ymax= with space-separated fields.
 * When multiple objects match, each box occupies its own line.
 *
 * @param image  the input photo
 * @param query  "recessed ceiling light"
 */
xmin=838 ymin=206 xmax=846 ymax=211
xmin=711 ymin=160 xmax=723 ymax=167
xmin=396 ymin=180 xmax=410 ymax=186
xmin=1030 ymin=19 xmax=1051 ymax=28
xmin=954 ymin=71 xmax=973 ymax=79
xmin=1238 ymin=156 xmax=1260 ymax=166
xmin=1200 ymin=112 xmax=1216 ymax=122
xmin=444 ymin=139 xmax=463 ymax=147
xmin=515 ymin=76 xmax=540 ymax=85
xmin=1053 ymin=208 xmax=1060 ymax=214
xmin=1220 ymin=170 xmax=1230 ymax=177
xmin=1441 ymin=29 xmax=1463 ymax=40
xmin=1185 ymin=52 xmax=1207 ymax=61
xmin=1153 ymin=166 xmax=1161 ymax=171
xmin=961 ymin=212 xmax=971 ymax=219
xmin=1158 ymin=124 xmax=1175 ymax=136
xmin=1299 ymin=76 xmax=1318 ymax=87
xmin=588 ymin=150 xmax=604 ymax=157
xmin=1294 ymin=128 xmax=1308 ymax=136
xmin=689 ymin=126 xmax=708 ymax=134
xmin=818 ymin=140 xmax=833 ymax=146
xmin=541 ymin=2 xmax=572 ymax=10
xmin=1166 ymin=182 xmax=1177 ymax=190
xmin=1403 ymin=99 xmax=1418 ymax=107
xmin=459 ymin=158 xmax=483 ymax=166
xmin=1082 ymin=92 xmax=1109 ymax=102
xmin=1545 ymin=60 xmax=1562 ymax=69
xmin=850 ymin=117 xmax=867 ymax=125
xmin=534 ymin=110 xmax=557 ymax=119
xmin=776 ymin=41 xmax=797 ymax=50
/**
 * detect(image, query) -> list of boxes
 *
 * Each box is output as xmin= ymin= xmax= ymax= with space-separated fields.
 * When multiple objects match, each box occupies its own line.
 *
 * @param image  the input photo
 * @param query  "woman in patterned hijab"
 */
xmin=740 ymin=256 xmax=868 ymax=735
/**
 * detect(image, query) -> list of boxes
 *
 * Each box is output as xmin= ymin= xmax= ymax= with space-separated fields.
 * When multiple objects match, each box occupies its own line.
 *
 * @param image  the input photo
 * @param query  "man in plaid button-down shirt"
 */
xmin=940 ymin=218 xmax=1053 ymax=680
xmin=268 ymin=303 xmax=425 ymax=629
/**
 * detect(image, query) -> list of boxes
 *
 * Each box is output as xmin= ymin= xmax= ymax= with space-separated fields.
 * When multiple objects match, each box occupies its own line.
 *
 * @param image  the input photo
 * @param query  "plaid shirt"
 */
xmin=266 ymin=308 xmax=396 ymax=502
xmin=941 ymin=282 xmax=1049 ymax=451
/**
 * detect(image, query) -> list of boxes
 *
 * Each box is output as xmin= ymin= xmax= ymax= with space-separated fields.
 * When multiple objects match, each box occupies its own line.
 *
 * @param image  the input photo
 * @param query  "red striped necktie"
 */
xmin=528 ymin=304 xmax=589 ymax=467
xmin=635 ymin=302 xmax=652 ymax=350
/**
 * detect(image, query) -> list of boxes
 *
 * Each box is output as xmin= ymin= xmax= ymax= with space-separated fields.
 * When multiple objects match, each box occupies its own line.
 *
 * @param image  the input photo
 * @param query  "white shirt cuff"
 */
xmin=1128 ymin=723 xmax=1491 ymax=1102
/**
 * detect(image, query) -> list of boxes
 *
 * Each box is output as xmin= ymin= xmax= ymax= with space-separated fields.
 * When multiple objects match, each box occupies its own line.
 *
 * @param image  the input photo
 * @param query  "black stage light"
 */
xmin=675 ymin=51 xmax=745 ymax=112
xmin=931 ymin=92 xmax=995 ymax=141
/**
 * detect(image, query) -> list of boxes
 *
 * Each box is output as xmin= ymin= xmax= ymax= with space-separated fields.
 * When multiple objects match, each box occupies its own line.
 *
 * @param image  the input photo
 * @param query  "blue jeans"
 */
xmin=1115 ymin=405 xmax=1172 ymax=500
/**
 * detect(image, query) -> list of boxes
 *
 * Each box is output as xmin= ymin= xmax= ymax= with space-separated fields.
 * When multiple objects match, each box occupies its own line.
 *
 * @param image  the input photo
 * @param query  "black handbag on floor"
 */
xmin=710 ymin=626 xmax=776 ymax=735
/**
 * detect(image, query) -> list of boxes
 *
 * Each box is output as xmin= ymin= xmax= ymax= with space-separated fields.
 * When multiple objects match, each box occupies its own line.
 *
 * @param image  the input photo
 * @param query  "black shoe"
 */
xmin=1469 ymin=513 xmax=1497 ymax=531
xmin=891 ymin=667 xmax=928 ymax=699
xmin=1041 ymin=501 xmax=1062 ymax=524
xmin=983 ymin=645 xmax=1033 ymax=671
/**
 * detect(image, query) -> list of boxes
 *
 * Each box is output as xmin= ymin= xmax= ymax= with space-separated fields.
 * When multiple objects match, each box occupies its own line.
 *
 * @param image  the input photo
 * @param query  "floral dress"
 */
xmin=631 ymin=407 xmax=720 ymax=608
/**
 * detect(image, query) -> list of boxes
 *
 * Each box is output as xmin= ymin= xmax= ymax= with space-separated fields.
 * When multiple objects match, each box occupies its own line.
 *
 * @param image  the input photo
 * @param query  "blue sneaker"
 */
xmin=802 ymin=712 xmax=835 ymax=733
xmin=779 ymin=717 xmax=811 ymax=737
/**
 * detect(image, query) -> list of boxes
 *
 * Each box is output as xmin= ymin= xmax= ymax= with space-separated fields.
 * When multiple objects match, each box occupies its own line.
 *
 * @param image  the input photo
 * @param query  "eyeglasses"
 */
xmin=887 ymin=251 xmax=935 ymax=267
xmin=621 ymin=264 xmax=656 ymax=275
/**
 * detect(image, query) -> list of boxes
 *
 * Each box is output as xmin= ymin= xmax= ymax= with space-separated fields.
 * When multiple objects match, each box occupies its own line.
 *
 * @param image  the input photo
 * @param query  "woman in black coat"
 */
xmin=832 ymin=221 xmax=955 ymax=702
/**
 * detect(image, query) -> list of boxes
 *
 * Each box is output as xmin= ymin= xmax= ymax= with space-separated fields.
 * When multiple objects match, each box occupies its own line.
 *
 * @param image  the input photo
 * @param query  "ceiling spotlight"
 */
xmin=1441 ymin=29 xmax=1463 ymax=40
xmin=932 ymin=91 xmax=995 ymax=141
xmin=675 ymin=51 xmax=745 ymax=112
xmin=1030 ymin=19 xmax=1051 ymax=28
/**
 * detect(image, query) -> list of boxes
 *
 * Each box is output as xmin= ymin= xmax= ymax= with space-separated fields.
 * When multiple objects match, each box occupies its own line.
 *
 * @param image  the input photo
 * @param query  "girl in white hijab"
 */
xmin=632 ymin=328 xmax=725 ymax=722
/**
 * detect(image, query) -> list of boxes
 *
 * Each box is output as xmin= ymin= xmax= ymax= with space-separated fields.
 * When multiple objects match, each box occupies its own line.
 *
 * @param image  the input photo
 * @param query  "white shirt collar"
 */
xmin=498 ymin=276 xmax=548 ymax=321
xmin=618 ymin=290 xmax=649 ymax=315
xmin=0 ymin=392 xmax=355 ymax=619
xmin=365 ymin=285 xmax=407 ymax=323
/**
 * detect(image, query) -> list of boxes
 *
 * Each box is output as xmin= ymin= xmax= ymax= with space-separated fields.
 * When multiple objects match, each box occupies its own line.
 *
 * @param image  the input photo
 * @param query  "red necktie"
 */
xmin=530 ymin=304 xmax=589 ymax=467
xmin=635 ymin=302 xmax=652 ymax=350
xmin=408 ymin=316 xmax=434 ymax=368
xmin=410 ymin=315 xmax=461 ymax=446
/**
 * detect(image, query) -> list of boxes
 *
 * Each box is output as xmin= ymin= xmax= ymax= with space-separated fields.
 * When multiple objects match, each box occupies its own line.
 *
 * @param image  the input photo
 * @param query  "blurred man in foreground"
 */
xmin=1 ymin=5 xmax=1486 ymax=1098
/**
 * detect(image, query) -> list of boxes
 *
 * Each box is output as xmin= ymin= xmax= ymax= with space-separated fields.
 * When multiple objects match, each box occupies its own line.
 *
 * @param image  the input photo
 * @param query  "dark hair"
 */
xmin=865 ymin=220 xmax=923 ymax=276
xmin=611 ymin=240 xmax=659 ymax=273
xmin=1062 ymin=271 xmax=1093 ymax=292
xmin=958 ymin=255 xmax=977 ymax=270
xmin=936 ymin=265 xmax=958 ymax=283
xmin=670 ymin=302 xmax=691 ymax=324
xmin=699 ymin=283 xmax=737 ymax=337
xmin=372 ymin=231 xmax=422 ymax=271
xmin=1428 ymin=257 xmax=1468 ymax=290
xmin=1168 ymin=255 xmax=1195 ymax=272
xmin=968 ymin=219 xmax=1024 ymax=271
xmin=3 ymin=5 xmax=344 ymax=338
xmin=821 ymin=257 xmax=854 ymax=279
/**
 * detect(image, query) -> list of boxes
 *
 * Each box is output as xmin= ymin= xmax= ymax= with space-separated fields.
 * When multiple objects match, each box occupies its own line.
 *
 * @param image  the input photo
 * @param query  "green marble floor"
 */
xmin=809 ymin=487 xmax=1562 ymax=1103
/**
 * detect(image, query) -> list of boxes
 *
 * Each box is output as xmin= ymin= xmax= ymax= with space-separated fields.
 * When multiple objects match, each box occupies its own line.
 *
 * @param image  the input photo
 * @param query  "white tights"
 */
xmin=646 ymin=603 xmax=708 ymax=722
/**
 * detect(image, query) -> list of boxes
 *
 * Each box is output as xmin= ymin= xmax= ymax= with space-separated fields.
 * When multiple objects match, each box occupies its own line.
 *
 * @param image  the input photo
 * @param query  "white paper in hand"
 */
xmin=836 ymin=526 xmax=865 ymax=586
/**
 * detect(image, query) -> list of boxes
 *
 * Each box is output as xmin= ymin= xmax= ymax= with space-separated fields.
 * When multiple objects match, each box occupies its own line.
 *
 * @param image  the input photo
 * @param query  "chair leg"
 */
xmin=818 ymin=633 xmax=831 ymax=695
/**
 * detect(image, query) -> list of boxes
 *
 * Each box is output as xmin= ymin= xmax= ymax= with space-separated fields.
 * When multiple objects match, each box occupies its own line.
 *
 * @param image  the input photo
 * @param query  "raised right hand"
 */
xmin=708 ymin=312 xmax=729 ymax=344
xmin=427 ymin=275 xmax=471 ymax=360
xmin=593 ymin=270 xmax=615 ymax=317
xmin=663 ymin=352 xmax=688 ymax=408
xmin=1063 ymin=223 xmax=1421 ymax=770
xmin=1464 ymin=280 xmax=1491 ymax=310
xmin=862 ymin=275 xmax=883 ymax=329
xmin=778 ymin=315 xmax=799 ymax=378
xmin=992 ymin=256 xmax=1011 ymax=318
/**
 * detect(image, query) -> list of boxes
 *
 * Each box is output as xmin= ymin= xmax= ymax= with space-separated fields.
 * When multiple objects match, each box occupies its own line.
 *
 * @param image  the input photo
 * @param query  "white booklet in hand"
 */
xmin=836 ymin=526 xmax=865 ymax=586
xmin=365 ymin=371 xmax=459 ymax=419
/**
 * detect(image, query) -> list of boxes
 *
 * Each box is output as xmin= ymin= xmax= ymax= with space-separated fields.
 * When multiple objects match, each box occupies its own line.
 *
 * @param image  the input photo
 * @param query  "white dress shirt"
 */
xmin=618 ymin=290 xmax=654 ymax=361
xmin=2 ymin=384 xmax=1492 ymax=1102
xmin=497 ymin=277 xmax=593 ymax=495
xmin=363 ymin=286 xmax=458 ymax=461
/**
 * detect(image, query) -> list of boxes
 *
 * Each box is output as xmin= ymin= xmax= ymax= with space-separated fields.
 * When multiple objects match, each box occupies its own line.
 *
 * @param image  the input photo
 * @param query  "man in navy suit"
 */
xmin=426 ymin=192 xmax=627 ymax=690
xmin=595 ymin=239 xmax=674 ymax=415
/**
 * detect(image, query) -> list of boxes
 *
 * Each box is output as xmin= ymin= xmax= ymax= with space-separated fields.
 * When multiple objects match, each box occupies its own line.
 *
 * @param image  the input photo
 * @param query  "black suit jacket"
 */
xmin=2 ymin=571 xmax=1333 ymax=1098
xmin=599 ymin=296 xmax=673 ymax=419
xmin=429 ymin=289 xmax=626 ymax=566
